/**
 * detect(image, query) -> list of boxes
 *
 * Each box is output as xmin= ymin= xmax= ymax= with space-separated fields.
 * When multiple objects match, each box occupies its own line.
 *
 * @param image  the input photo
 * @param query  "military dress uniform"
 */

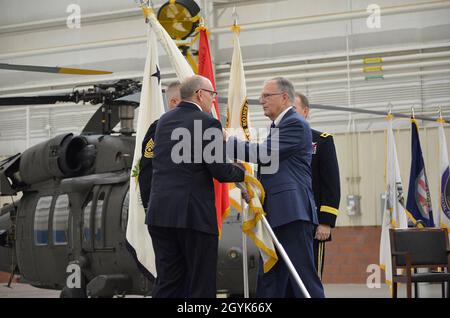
xmin=138 ymin=120 xmax=158 ymax=209
xmin=311 ymin=129 xmax=340 ymax=280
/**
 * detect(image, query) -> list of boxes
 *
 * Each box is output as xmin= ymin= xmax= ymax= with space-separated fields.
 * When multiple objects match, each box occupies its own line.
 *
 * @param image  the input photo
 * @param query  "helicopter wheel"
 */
xmin=60 ymin=286 xmax=88 ymax=298
xmin=60 ymin=275 xmax=88 ymax=298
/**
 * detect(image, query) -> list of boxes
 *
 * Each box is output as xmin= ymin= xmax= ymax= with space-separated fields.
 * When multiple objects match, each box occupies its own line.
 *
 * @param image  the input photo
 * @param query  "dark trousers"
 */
xmin=148 ymin=225 xmax=218 ymax=298
xmin=256 ymin=220 xmax=325 ymax=298
xmin=313 ymin=240 xmax=326 ymax=281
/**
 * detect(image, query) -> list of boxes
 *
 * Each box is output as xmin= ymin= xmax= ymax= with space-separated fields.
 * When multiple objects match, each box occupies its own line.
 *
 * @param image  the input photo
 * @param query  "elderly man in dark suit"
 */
xmin=226 ymin=77 xmax=324 ymax=298
xmin=146 ymin=75 xmax=245 ymax=298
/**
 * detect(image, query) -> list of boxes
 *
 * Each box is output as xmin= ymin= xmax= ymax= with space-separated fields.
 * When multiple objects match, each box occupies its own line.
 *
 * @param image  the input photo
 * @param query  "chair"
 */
xmin=389 ymin=228 xmax=450 ymax=298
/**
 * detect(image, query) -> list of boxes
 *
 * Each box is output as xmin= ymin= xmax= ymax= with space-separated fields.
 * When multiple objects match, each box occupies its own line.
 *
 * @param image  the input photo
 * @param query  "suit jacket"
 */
xmin=138 ymin=119 xmax=158 ymax=209
xmin=228 ymin=107 xmax=317 ymax=228
xmin=311 ymin=129 xmax=340 ymax=232
xmin=146 ymin=101 xmax=244 ymax=235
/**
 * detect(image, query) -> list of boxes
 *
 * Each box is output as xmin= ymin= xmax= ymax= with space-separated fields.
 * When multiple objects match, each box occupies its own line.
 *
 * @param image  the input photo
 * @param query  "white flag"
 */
xmin=126 ymin=26 xmax=164 ymax=278
xmin=379 ymin=114 xmax=408 ymax=288
xmin=227 ymin=26 xmax=251 ymax=212
xmin=438 ymin=118 xmax=450 ymax=235
xmin=226 ymin=26 xmax=278 ymax=273
xmin=146 ymin=10 xmax=194 ymax=80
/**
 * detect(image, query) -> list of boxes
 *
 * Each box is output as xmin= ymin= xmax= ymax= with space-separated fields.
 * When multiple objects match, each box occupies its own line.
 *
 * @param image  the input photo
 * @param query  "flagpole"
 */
xmin=241 ymin=198 xmax=250 ymax=298
xmin=260 ymin=216 xmax=311 ymax=298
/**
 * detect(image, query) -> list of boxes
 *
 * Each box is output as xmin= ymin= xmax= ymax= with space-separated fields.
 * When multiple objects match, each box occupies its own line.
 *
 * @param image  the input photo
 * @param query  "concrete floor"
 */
xmin=0 ymin=283 xmax=446 ymax=298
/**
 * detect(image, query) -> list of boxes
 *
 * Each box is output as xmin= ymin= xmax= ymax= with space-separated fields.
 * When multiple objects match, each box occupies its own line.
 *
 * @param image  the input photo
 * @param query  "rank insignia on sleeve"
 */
xmin=320 ymin=132 xmax=332 ymax=138
xmin=144 ymin=138 xmax=155 ymax=158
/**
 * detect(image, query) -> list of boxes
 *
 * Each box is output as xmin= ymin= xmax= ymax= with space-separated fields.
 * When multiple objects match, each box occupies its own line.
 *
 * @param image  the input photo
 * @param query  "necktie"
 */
xmin=270 ymin=121 xmax=275 ymax=129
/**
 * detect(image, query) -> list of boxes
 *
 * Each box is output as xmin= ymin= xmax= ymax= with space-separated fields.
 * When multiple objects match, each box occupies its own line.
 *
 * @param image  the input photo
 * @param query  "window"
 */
xmin=83 ymin=199 xmax=93 ymax=245
xmin=121 ymin=190 xmax=129 ymax=232
xmin=34 ymin=196 xmax=52 ymax=246
xmin=53 ymin=194 xmax=69 ymax=245
xmin=94 ymin=192 xmax=105 ymax=248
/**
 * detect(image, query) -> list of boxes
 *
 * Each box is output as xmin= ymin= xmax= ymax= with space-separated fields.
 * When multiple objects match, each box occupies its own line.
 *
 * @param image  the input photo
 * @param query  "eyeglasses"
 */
xmin=197 ymin=88 xmax=218 ymax=98
xmin=259 ymin=92 xmax=284 ymax=100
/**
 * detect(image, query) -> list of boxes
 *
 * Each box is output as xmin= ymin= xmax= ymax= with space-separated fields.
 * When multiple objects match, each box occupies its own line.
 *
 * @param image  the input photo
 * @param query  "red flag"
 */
xmin=197 ymin=26 xmax=230 ymax=235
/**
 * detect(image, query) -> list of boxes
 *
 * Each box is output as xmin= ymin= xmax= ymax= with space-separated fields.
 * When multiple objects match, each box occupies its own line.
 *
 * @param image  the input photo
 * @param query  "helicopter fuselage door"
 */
xmin=17 ymin=191 xmax=70 ymax=289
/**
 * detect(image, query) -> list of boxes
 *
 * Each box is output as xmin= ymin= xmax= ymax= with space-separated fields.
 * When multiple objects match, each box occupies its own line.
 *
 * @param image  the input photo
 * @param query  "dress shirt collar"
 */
xmin=272 ymin=106 xmax=293 ymax=127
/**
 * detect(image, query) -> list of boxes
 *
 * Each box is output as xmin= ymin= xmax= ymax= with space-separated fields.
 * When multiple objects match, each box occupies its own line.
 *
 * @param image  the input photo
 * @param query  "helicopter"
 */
xmin=0 ymin=79 xmax=259 ymax=298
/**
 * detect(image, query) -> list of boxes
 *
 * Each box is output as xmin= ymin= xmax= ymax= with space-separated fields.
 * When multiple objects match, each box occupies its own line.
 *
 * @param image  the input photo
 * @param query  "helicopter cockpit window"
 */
xmin=94 ymin=192 xmax=105 ymax=248
xmin=34 ymin=196 xmax=52 ymax=246
xmin=121 ymin=190 xmax=129 ymax=232
xmin=53 ymin=194 xmax=69 ymax=245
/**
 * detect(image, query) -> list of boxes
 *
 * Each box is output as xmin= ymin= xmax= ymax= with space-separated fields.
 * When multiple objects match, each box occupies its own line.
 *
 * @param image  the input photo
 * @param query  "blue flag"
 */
xmin=406 ymin=119 xmax=434 ymax=227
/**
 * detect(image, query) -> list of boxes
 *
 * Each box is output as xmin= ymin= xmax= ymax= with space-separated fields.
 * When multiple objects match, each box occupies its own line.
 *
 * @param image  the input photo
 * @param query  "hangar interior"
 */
xmin=1 ymin=0 xmax=450 ymax=291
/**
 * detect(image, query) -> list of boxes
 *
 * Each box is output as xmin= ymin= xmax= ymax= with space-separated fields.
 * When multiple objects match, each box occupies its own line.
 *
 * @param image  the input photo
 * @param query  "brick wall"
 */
xmin=322 ymin=226 xmax=381 ymax=284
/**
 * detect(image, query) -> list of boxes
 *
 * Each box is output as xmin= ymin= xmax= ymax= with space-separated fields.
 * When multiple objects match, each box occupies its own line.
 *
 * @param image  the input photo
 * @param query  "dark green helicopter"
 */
xmin=0 ymin=79 xmax=258 ymax=298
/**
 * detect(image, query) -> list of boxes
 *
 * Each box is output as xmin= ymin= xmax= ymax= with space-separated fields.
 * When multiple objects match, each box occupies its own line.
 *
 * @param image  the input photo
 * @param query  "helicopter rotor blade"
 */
xmin=0 ymin=63 xmax=112 ymax=75
xmin=0 ymin=95 xmax=76 ymax=106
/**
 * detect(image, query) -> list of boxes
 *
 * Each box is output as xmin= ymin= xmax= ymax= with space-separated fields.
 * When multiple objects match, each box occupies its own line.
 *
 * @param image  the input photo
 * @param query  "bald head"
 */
xmin=180 ymin=75 xmax=216 ymax=113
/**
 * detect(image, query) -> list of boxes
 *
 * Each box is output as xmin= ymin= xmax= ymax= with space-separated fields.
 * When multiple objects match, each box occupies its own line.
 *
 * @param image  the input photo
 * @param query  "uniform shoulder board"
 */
xmin=144 ymin=138 xmax=155 ymax=158
xmin=320 ymin=132 xmax=333 ymax=138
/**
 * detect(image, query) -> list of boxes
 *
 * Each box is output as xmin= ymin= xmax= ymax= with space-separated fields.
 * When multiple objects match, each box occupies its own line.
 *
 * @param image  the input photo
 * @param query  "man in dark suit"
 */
xmin=146 ymin=75 xmax=245 ymax=298
xmin=294 ymin=92 xmax=340 ymax=281
xmin=226 ymin=77 xmax=324 ymax=298
xmin=138 ymin=81 xmax=181 ymax=209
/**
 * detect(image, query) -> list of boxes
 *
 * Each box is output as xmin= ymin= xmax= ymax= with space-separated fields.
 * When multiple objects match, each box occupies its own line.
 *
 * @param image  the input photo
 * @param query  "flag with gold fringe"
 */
xmin=126 ymin=25 xmax=164 ymax=278
xmin=406 ymin=118 xmax=434 ymax=227
xmin=226 ymin=24 xmax=278 ymax=273
xmin=379 ymin=113 xmax=408 ymax=291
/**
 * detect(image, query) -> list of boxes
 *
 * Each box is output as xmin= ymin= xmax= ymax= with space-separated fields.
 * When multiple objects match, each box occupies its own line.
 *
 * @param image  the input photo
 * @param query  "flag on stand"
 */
xmin=226 ymin=24 xmax=251 ymax=212
xmin=126 ymin=25 xmax=165 ymax=278
xmin=406 ymin=118 xmax=434 ymax=227
xmin=379 ymin=113 xmax=408 ymax=290
xmin=197 ymin=25 xmax=231 ymax=235
xmin=126 ymin=6 xmax=195 ymax=278
xmin=226 ymin=24 xmax=277 ymax=273
xmin=438 ymin=117 xmax=450 ymax=234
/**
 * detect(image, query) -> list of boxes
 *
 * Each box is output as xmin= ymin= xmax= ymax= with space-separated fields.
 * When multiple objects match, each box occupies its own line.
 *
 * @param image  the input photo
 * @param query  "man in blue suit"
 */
xmin=146 ymin=75 xmax=245 ymax=298
xmin=226 ymin=77 xmax=324 ymax=298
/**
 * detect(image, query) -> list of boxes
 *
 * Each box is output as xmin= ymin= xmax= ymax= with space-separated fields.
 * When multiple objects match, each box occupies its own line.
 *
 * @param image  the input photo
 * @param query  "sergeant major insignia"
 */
xmin=144 ymin=138 xmax=155 ymax=158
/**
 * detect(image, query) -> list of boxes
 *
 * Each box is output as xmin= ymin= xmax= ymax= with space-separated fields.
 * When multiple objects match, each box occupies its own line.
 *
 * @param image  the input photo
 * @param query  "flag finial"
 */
xmin=386 ymin=102 xmax=393 ymax=119
xmin=411 ymin=106 xmax=415 ymax=119
xmin=437 ymin=106 xmax=445 ymax=123
xmin=232 ymin=6 xmax=239 ymax=26
xmin=137 ymin=0 xmax=152 ymax=23
xmin=230 ymin=6 xmax=241 ymax=34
